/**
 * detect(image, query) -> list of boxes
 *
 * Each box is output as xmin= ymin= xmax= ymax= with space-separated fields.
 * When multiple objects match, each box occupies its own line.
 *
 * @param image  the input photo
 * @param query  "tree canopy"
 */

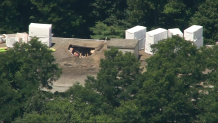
xmin=2 ymin=0 xmax=218 ymax=122
xmin=12 ymin=36 xmax=218 ymax=122
xmin=190 ymin=0 xmax=218 ymax=45
xmin=0 ymin=37 xmax=61 ymax=121
xmin=1 ymin=0 xmax=217 ymax=44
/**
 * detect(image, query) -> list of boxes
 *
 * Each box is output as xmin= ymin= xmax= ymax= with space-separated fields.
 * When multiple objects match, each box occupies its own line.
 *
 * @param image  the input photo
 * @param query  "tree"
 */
xmin=114 ymin=100 xmax=141 ymax=122
xmin=160 ymin=0 xmax=189 ymax=30
xmin=137 ymin=36 xmax=207 ymax=122
xmin=0 ymin=0 xmax=21 ymax=34
xmin=0 ymin=0 xmax=35 ymax=34
xmin=190 ymin=0 xmax=218 ymax=45
xmin=85 ymin=47 xmax=142 ymax=107
xmin=90 ymin=22 xmax=125 ymax=39
xmin=15 ymin=83 xmax=120 ymax=122
xmin=196 ymin=90 xmax=218 ymax=122
xmin=0 ymin=37 xmax=61 ymax=121
xmin=65 ymin=83 xmax=112 ymax=115
xmin=15 ymin=96 xmax=122 ymax=122
xmin=127 ymin=0 xmax=167 ymax=29
xmin=90 ymin=0 xmax=131 ymax=39
xmin=195 ymin=45 xmax=218 ymax=122
xmin=29 ymin=0 xmax=85 ymax=38
xmin=91 ymin=0 xmax=128 ymax=23
xmin=15 ymin=98 xmax=80 ymax=122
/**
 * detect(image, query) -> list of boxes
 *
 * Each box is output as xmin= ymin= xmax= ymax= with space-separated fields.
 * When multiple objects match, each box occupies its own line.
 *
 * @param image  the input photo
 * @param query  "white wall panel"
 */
xmin=184 ymin=25 xmax=203 ymax=41
xmin=193 ymin=37 xmax=203 ymax=49
xmin=168 ymin=28 xmax=183 ymax=38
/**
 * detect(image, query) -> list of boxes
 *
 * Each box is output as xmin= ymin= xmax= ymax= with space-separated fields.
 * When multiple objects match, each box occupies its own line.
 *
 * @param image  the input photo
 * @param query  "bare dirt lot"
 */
xmin=42 ymin=38 xmax=108 ymax=92
xmin=1 ymin=38 xmax=153 ymax=93
xmin=45 ymin=38 xmax=152 ymax=93
xmin=1 ymin=39 xmax=213 ymax=93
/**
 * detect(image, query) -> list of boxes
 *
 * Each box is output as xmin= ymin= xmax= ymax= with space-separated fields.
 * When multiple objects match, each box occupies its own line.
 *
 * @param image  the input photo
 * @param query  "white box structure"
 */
xmin=29 ymin=23 xmax=52 ymax=47
xmin=38 ymin=37 xmax=52 ymax=47
xmin=193 ymin=37 xmax=203 ymax=49
xmin=145 ymin=28 xmax=167 ymax=54
xmin=3 ymin=33 xmax=29 ymax=48
xmin=184 ymin=25 xmax=203 ymax=41
xmin=3 ymin=34 xmax=17 ymax=48
xmin=145 ymin=43 xmax=153 ymax=54
xmin=146 ymin=28 xmax=167 ymax=44
xmin=15 ymin=33 xmax=28 ymax=43
xmin=168 ymin=28 xmax=183 ymax=38
xmin=125 ymin=25 xmax=146 ymax=50
xmin=29 ymin=23 xmax=52 ymax=37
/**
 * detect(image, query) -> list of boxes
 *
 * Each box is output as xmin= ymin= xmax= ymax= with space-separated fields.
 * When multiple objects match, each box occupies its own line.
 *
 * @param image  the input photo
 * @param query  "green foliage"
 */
xmin=196 ymin=91 xmax=218 ymax=122
xmin=3 ymin=0 xmax=218 ymax=122
xmin=127 ymin=0 xmax=168 ymax=28
xmin=126 ymin=0 xmax=154 ymax=27
xmin=137 ymin=36 xmax=206 ymax=122
xmin=0 ymin=1 xmax=19 ymax=33
xmin=139 ymin=36 xmax=218 ymax=122
xmin=15 ymin=98 xmax=78 ymax=122
xmin=29 ymin=0 xmax=85 ymax=37
xmin=15 ymin=47 xmax=142 ymax=122
xmin=15 ymin=112 xmax=50 ymax=122
xmin=85 ymin=47 xmax=142 ymax=107
xmin=15 ymin=97 xmax=120 ymax=122
xmin=160 ymin=0 xmax=189 ymax=30
xmin=0 ymin=37 xmax=61 ymax=121
xmin=90 ymin=21 xmax=125 ymax=40
xmin=10 ymin=37 xmax=218 ymax=122
xmin=65 ymin=83 xmax=112 ymax=115
xmin=0 ymin=80 xmax=20 ymax=122
xmin=1 ymin=0 xmax=213 ymax=42
xmin=190 ymin=0 xmax=218 ymax=45
xmin=195 ymin=45 xmax=218 ymax=122
xmin=3 ymin=37 xmax=61 ymax=89
xmin=114 ymin=100 xmax=141 ymax=122
xmin=91 ymin=0 xmax=128 ymax=22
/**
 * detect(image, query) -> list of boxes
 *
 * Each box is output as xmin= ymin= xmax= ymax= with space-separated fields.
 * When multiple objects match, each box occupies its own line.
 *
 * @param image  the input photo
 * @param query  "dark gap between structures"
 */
xmin=68 ymin=44 xmax=95 ymax=58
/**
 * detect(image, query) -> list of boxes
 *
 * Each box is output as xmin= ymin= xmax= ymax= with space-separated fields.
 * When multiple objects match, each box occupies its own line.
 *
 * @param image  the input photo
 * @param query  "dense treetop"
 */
xmin=1 ymin=0 xmax=217 ymax=44
xmin=1 ymin=0 xmax=218 ymax=122
xmin=0 ymin=38 xmax=62 ymax=122
xmin=1 ymin=36 xmax=218 ymax=122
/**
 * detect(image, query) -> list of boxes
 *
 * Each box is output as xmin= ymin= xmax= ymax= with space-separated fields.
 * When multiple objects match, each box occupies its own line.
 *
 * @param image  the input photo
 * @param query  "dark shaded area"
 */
xmin=51 ymin=43 xmax=56 ymax=47
xmin=68 ymin=44 xmax=95 ymax=57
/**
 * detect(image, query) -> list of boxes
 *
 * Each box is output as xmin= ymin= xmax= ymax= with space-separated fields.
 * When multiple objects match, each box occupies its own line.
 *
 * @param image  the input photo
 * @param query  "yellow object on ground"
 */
xmin=0 ymin=47 xmax=8 ymax=52
xmin=0 ymin=49 xmax=7 ymax=52
xmin=0 ymin=47 xmax=56 ymax=52
xmin=49 ymin=48 xmax=56 ymax=52
xmin=90 ymin=50 xmax=95 ymax=54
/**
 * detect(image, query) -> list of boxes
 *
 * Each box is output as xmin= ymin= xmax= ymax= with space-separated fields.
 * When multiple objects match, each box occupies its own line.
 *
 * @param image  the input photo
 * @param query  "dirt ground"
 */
xmin=44 ymin=38 xmax=153 ymax=92
xmin=42 ymin=38 xmax=107 ymax=92
xmin=0 ymin=38 xmax=153 ymax=93
xmin=0 ymin=42 xmax=7 ymax=48
xmin=1 ymin=38 xmax=213 ymax=93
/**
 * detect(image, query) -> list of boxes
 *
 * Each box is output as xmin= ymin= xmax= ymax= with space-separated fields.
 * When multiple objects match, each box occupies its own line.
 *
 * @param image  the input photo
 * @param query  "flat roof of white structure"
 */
xmin=107 ymin=39 xmax=138 ymax=49
xmin=168 ymin=28 xmax=183 ymax=34
xmin=29 ymin=23 xmax=52 ymax=28
xmin=184 ymin=25 xmax=203 ymax=33
xmin=126 ymin=25 xmax=146 ymax=33
xmin=147 ymin=28 xmax=167 ymax=36
xmin=3 ymin=34 xmax=17 ymax=37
